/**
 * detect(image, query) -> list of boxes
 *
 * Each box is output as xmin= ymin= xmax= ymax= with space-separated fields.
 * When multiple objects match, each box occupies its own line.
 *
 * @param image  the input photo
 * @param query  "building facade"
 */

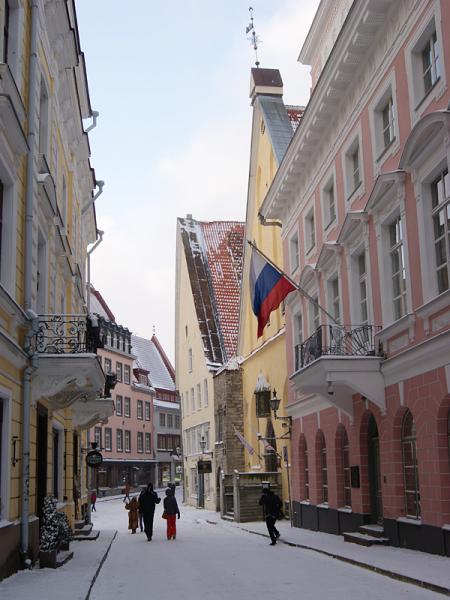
xmin=175 ymin=216 xmax=244 ymax=510
xmin=260 ymin=0 xmax=450 ymax=555
xmin=0 ymin=0 xmax=108 ymax=578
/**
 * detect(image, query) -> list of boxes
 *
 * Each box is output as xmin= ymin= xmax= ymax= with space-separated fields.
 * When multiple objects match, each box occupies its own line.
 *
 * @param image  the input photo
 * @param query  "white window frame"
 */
xmin=308 ymin=294 xmax=320 ymax=336
xmin=354 ymin=249 xmax=369 ymax=325
xmin=342 ymin=125 xmax=364 ymax=202
xmin=124 ymin=430 xmax=131 ymax=453
xmin=289 ymin=230 xmax=300 ymax=273
xmin=326 ymin=274 xmax=341 ymax=324
xmin=38 ymin=75 xmax=50 ymax=158
xmin=430 ymin=168 xmax=450 ymax=294
xmin=0 ymin=1 xmax=24 ymax=83
xmin=137 ymin=399 xmax=143 ymax=420
xmin=405 ymin=8 xmax=446 ymax=123
xmin=0 ymin=164 xmax=17 ymax=297
xmin=188 ymin=348 xmax=193 ymax=373
xmin=203 ymin=379 xmax=209 ymax=407
xmin=369 ymin=72 xmax=399 ymax=170
xmin=104 ymin=427 xmax=112 ymax=451
xmin=116 ymin=429 xmax=123 ymax=452
xmin=145 ymin=432 xmax=151 ymax=454
xmin=145 ymin=401 xmax=150 ymax=421
xmin=196 ymin=383 xmax=201 ymax=410
xmin=321 ymin=172 xmax=337 ymax=231
xmin=124 ymin=397 xmax=131 ymax=418
xmin=388 ymin=215 xmax=408 ymax=322
xmin=137 ymin=432 xmax=143 ymax=454
xmin=304 ymin=204 xmax=316 ymax=256
xmin=191 ymin=387 xmax=195 ymax=413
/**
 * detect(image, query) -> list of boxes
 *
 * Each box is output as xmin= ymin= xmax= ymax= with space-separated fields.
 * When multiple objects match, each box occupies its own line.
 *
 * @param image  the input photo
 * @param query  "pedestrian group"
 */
xmin=125 ymin=482 xmax=180 ymax=541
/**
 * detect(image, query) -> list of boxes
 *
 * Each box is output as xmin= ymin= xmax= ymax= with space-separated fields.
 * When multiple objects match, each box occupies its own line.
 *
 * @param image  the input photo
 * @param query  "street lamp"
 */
xmin=270 ymin=389 xmax=292 ymax=439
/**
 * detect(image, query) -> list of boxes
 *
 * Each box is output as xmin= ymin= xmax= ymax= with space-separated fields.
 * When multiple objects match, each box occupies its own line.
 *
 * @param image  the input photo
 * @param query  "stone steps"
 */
xmin=343 ymin=531 xmax=390 ymax=547
xmin=73 ymin=529 xmax=100 ymax=541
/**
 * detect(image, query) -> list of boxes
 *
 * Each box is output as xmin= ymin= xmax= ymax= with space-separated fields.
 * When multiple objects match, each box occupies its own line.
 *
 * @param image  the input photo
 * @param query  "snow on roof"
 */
xmin=258 ymin=96 xmax=305 ymax=166
xmin=178 ymin=217 xmax=244 ymax=366
xmin=89 ymin=286 xmax=116 ymax=322
xmin=132 ymin=334 xmax=175 ymax=391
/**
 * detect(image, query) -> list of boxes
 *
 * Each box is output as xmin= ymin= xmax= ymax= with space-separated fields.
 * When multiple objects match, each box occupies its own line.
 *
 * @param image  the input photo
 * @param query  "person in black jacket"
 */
xmin=259 ymin=487 xmax=283 ymax=545
xmin=163 ymin=488 xmax=180 ymax=540
xmin=138 ymin=483 xmax=161 ymax=541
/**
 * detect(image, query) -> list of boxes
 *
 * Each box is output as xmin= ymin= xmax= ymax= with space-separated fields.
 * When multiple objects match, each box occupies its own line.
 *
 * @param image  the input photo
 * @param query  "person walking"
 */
xmin=259 ymin=487 xmax=283 ymax=546
xmin=138 ymin=482 xmax=161 ymax=541
xmin=138 ymin=487 xmax=145 ymax=532
xmin=90 ymin=490 xmax=97 ymax=512
xmin=125 ymin=496 xmax=139 ymax=534
xmin=163 ymin=488 xmax=180 ymax=540
xmin=123 ymin=481 xmax=131 ymax=503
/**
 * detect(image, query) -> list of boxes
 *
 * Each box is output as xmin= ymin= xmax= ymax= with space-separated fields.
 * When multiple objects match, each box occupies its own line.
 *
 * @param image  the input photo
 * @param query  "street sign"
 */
xmin=283 ymin=445 xmax=288 ymax=463
xmin=86 ymin=450 xmax=103 ymax=467
xmin=197 ymin=460 xmax=212 ymax=474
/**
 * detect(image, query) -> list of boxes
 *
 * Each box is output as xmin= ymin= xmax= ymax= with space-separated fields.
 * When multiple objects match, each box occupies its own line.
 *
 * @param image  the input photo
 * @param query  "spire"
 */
xmin=246 ymin=6 xmax=260 ymax=68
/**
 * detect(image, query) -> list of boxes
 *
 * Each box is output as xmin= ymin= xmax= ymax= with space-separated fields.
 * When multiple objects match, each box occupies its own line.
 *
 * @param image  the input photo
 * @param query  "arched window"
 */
xmin=299 ymin=435 xmax=309 ymax=501
xmin=342 ymin=430 xmax=351 ymax=508
xmin=402 ymin=410 xmax=420 ymax=518
xmin=317 ymin=432 xmax=328 ymax=503
xmin=264 ymin=421 xmax=278 ymax=472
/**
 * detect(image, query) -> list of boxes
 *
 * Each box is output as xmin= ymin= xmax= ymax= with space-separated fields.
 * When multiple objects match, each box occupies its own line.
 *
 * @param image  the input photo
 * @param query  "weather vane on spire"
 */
xmin=246 ymin=6 xmax=261 ymax=68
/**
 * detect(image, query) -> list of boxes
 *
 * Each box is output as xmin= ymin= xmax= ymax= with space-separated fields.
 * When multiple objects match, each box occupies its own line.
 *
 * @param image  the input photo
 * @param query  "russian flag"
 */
xmin=250 ymin=248 xmax=296 ymax=338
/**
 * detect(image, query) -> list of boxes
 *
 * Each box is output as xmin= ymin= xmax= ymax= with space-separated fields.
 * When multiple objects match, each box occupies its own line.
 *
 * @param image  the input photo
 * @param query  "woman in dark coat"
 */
xmin=125 ymin=496 xmax=139 ymax=533
xmin=138 ymin=483 xmax=160 ymax=541
xmin=163 ymin=488 xmax=180 ymax=540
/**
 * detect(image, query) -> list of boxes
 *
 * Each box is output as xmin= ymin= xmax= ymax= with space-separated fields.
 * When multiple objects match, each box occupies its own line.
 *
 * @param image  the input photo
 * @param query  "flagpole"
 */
xmin=247 ymin=239 xmax=338 ymax=324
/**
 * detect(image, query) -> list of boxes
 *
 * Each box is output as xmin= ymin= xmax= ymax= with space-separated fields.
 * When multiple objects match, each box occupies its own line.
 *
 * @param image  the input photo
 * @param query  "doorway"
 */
xmin=36 ymin=404 xmax=48 ymax=522
xmin=367 ymin=414 xmax=383 ymax=524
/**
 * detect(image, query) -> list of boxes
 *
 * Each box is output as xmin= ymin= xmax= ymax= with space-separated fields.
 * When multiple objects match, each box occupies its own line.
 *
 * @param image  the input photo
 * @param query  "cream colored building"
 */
xmin=0 ymin=0 xmax=109 ymax=577
xmin=237 ymin=68 xmax=303 ymax=512
xmin=175 ymin=216 xmax=244 ymax=510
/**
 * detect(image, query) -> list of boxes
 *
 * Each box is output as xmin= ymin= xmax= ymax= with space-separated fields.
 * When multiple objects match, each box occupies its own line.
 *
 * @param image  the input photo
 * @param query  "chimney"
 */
xmin=249 ymin=68 xmax=283 ymax=105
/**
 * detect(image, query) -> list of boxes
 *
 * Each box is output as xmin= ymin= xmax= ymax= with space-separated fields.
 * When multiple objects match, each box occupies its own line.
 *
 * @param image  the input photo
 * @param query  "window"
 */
xmin=299 ymin=435 xmax=309 ymax=501
xmin=319 ymin=434 xmax=328 ymax=503
xmin=124 ymin=397 xmax=131 ymax=418
xmin=145 ymin=432 xmax=151 ymax=453
xmin=175 ymin=415 xmax=180 ymax=429
xmin=294 ymin=311 xmax=303 ymax=370
xmin=328 ymin=277 xmax=340 ymax=323
xmin=124 ymin=365 xmax=130 ymax=385
xmin=38 ymin=78 xmax=49 ymax=156
xmin=381 ymin=96 xmax=395 ymax=150
xmin=115 ymin=395 xmax=123 ymax=417
xmin=158 ymin=434 xmax=179 ymax=451
xmin=145 ymin=401 xmax=150 ymax=421
xmin=104 ymin=428 xmax=112 ymax=451
xmin=305 ymin=209 xmax=316 ymax=253
xmin=137 ymin=400 xmax=143 ymax=420
xmin=191 ymin=388 xmax=195 ymax=413
xmin=190 ymin=467 xmax=198 ymax=497
xmin=94 ymin=427 xmax=102 ymax=450
xmin=116 ymin=362 xmax=123 ymax=383
xmin=160 ymin=413 xmax=166 ymax=427
xmin=125 ymin=430 xmax=131 ymax=453
xmin=322 ymin=178 xmax=336 ymax=229
xmin=104 ymin=358 xmax=112 ymax=373
xmin=116 ymin=429 xmax=123 ymax=452
xmin=422 ymin=30 xmax=440 ymax=95
xmin=389 ymin=216 xmax=407 ymax=320
xmin=431 ymin=168 xmax=450 ymax=293
xmin=2 ymin=1 xmax=10 ymax=62
xmin=357 ymin=252 xmax=368 ymax=324
xmin=290 ymin=232 xmax=299 ymax=272
xmin=402 ymin=410 xmax=420 ymax=519
xmin=188 ymin=348 xmax=193 ymax=372
xmin=61 ymin=175 xmax=67 ymax=225
xmin=167 ymin=414 xmax=173 ymax=428
xmin=137 ymin=432 xmax=143 ymax=453
xmin=342 ymin=430 xmax=351 ymax=508
xmin=139 ymin=373 xmax=148 ymax=385
xmin=203 ymin=379 xmax=208 ymax=407
xmin=309 ymin=296 xmax=320 ymax=334
xmin=196 ymin=383 xmax=201 ymax=410
xmin=344 ymin=136 xmax=362 ymax=198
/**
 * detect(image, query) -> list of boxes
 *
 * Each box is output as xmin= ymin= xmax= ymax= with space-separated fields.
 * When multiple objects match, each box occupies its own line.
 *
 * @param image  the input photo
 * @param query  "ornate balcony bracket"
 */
xmin=71 ymin=398 xmax=114 ymax=431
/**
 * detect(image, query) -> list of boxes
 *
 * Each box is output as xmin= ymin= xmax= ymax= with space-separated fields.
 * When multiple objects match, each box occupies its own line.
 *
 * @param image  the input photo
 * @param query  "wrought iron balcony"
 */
xmin=33 ymin=314 xmax=103 ymax=355
xmin=295 ymin=324 xmax=381 ymax=371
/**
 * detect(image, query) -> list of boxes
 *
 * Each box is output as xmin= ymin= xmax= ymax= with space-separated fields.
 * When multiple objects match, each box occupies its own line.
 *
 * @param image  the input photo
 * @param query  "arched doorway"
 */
xmin=368 ymin=414 xmax=382 ymax=523
xmin=264 ymin=421 xmax=278 ymax=472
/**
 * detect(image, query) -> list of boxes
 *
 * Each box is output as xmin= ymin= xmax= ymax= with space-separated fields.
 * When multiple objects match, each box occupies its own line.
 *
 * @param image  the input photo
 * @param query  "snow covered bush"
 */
xmin=39 ymin=496 xmax=59 ymax=552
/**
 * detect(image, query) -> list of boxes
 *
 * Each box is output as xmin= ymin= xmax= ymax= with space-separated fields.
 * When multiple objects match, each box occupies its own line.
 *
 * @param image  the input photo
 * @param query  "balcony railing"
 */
xmin=294 ymin=324 xmax=381 ymax=371
xmin=33 ymin=314 xmax=102 ymax=354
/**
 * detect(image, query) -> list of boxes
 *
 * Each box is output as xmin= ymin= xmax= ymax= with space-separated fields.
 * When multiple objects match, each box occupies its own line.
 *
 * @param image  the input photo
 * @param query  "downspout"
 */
xmin=86 ymin=229 xmax=104 ymax=312
xmin=258 ymin=212 xmax=282 ymax=228
xmin=21 ymin=0 xmax=39 ymax=563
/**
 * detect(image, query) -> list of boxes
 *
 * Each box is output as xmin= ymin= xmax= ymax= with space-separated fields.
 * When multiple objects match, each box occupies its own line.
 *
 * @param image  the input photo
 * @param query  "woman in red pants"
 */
xmin=163 ymin=488 xmax=180 ymax=540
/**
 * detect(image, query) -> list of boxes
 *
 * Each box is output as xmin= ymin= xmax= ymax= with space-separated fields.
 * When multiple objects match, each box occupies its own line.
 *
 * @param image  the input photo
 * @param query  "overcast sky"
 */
xmin=76 ymin=0 xmax=320 ymax=362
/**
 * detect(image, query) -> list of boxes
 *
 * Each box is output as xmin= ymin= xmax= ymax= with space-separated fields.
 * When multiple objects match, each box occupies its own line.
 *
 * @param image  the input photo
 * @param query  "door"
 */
xmin=368 ymin=415 xmax=383 ymax=524
xmin=36 ymin=404 xmax=48 ymax=521
xmin=198 ymin=470 xmax=205 ymax=508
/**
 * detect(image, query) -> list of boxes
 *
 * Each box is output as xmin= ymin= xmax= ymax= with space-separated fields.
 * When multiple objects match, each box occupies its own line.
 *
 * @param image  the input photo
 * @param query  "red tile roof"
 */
xmin=286 ymin=106 xmax=304 ymax=133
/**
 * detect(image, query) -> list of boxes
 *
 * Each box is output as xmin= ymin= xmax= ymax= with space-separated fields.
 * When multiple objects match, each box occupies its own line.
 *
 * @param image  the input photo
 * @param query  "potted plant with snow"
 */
xmin=56 ymin=510 xmax=74 ymax=551
xmin=39 ymin=496 xmax=60 ymax=568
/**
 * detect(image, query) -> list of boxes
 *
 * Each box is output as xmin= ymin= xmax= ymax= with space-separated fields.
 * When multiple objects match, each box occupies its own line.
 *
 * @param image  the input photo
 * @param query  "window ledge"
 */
xmin=317 ymin=502 xmax=329 ymax=509
xmin=0 ymin=519 xmax=14 ymax=529
xmin=338 ymin=506 xmax=353 ymax=513
xmin=397 ymin=516 xmax=421 ymax=526
xmin=376 ymin=137 xmax=396 ymax=163
xmin=442 ymin=524 xmax=450 ymax=531
xmin=415 ymin=77 xmax=441 ymax=111
xmin=324 ymin=217 xmax=337 ymax=232
xmin=300 ymin=500 xmax=310 ymax=505
xmin=346 ymin=182 xmax=363 ymax=203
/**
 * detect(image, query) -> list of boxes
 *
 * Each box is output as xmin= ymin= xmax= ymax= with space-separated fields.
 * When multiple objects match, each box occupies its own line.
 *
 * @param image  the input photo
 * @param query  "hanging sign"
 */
xmin=86 ymin=450 xmax=103 ymax=467
xmin=197 ymin=460 xmax=212 ymax=474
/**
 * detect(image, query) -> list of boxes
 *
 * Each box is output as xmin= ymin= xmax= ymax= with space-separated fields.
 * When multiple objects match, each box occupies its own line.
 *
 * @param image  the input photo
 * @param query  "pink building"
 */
xmin=260 ymin=0 xmax=450 ymax=554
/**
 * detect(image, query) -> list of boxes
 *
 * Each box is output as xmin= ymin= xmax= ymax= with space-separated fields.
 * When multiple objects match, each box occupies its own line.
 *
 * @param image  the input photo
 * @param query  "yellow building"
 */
xmin=175 ymin=216 xmax=244 ymax=510
xmin=237 ymin=68 xmax=303 ymax=513
xmin=0 ymin=0 xmax=111 ymax=577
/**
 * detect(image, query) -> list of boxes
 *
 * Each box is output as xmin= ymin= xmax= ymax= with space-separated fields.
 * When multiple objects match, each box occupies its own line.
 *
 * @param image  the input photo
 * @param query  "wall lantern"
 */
xmin=270 ymin=389 xmax=292 ymax=439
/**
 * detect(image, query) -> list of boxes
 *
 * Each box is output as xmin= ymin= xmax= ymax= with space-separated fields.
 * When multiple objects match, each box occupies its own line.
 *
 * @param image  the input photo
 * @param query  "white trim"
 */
xmin=0 ymin=386 xmax=12 ymax=521
xmin=51 ymin=420 xmax=65 ymax=502
xmin=415 ymin=289 xmax=450 ymax=335
xmin=341 ymin=122 xmax=365 ymax=204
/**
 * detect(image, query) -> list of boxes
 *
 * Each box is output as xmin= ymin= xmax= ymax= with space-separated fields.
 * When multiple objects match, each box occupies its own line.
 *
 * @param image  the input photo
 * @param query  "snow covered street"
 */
xmin=89 ymin=489 xmax=444 ymax=600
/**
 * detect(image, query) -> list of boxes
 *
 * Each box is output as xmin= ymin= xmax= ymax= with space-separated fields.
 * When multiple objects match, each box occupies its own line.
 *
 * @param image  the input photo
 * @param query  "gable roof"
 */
xmin=257 ymin=95 xmax=304 ymax=166
xmin=89 ymin=285 xmax=116 ymax=322
xmin=132 ymin=334 xmax=175 ymax=391
xmin=178 ymin=217 xmax=245 ymax=368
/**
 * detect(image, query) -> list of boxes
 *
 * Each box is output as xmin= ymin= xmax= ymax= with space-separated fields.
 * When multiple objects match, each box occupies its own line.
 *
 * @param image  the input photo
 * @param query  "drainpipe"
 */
xmin=84 ymin=110 xmax=99 ymax=133
xmin=82 ymin=180 xmax=104 ymax=216
xmin=21 ymin=0 xmax=39 ymax=564
xmin=86 ymin=229 xmax=104 ymax=312
xmin=258 ymin=212 xmax=282 ymax=228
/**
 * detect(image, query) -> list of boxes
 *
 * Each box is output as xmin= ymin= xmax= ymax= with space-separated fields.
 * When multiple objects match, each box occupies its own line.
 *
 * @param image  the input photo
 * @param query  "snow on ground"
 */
xmin=89 ymin=489 xmax=443 ymax=600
